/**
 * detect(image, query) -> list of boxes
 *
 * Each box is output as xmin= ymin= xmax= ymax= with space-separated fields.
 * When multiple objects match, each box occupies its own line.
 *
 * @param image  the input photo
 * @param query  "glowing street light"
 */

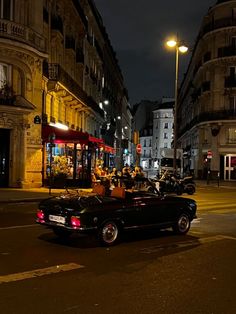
xmin=166 ymin=37 xmax=188 ymax=172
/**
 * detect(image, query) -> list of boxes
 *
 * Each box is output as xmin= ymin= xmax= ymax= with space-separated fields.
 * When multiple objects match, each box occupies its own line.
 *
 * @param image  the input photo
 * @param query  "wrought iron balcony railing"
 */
xmin=200 ymin=17 xmax=236 ymax=38
xmin=179 ymin=109 xmax=236 ymax=137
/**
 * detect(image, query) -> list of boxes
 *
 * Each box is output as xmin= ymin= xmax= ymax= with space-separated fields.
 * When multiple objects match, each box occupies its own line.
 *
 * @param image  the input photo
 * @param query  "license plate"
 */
xmin=49 ymin=215 xmax=66 ymax=224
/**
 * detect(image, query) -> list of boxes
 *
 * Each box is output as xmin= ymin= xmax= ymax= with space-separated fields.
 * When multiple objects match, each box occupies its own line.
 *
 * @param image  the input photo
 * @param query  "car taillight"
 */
xmin=71 ymin=216 xmax=81 ymax=228
xmin=37 ymin=210 xmax=45 ymax=220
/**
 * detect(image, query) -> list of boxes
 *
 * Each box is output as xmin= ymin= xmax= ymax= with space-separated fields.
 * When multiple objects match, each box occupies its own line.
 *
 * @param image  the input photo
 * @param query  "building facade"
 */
xmin=152 ymin=101 xmax=174 ymax=163
xmin=0 ymin=0 xmax=130 ymax=188
xmin=133 ymin=99 xmax=174 ymax=176
xmin=178 ymin=0 xmax=236 ymax=180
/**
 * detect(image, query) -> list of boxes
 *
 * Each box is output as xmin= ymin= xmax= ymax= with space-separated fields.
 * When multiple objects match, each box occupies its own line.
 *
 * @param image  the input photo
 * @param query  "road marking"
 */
xmin=140 ymin=235 xmax=236 ymax=254
xmin=0 ymin=224 xmax=37 ymax=230
xmin=0 ymin=263 xmax=84 ymax=284
xmin=191 ymin=218 xmax=202 ymax=224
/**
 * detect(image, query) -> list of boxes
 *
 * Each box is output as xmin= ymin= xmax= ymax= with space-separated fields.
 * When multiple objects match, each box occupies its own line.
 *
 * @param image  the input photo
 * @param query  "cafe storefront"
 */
xmin=42 ymin=125 xmax=114 ymax=188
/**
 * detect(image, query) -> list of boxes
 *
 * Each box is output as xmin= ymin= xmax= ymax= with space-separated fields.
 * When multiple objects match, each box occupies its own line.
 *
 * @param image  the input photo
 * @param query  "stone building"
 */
xmin=132 ymin=98 xmax=174 ymax=175
xmin=0 ymin=0 xmax=130 ymax=188
xmin=178 ymin=0 xmax=236 ymax=180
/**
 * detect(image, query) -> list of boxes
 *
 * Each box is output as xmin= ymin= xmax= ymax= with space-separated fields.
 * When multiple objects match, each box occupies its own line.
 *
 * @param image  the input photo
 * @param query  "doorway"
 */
xmin=224 ymin=154 xmax=236 ymax=180
xmin=0 ymin=129 xmax=10 ymax=187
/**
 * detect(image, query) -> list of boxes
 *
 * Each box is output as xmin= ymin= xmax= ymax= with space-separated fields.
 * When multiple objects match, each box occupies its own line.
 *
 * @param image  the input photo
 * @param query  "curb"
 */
xmin=0 ymin=197 xmax=52 ymax=204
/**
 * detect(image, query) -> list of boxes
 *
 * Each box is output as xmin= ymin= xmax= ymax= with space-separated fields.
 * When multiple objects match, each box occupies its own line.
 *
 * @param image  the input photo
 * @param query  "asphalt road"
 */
xmin=0 ymin=186 xmax=236 ymax=314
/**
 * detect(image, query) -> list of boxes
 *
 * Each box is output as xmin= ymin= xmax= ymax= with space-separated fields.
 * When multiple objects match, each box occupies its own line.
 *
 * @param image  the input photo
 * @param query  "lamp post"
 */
xmin=166 ymin=38 xmax=188 ymax=172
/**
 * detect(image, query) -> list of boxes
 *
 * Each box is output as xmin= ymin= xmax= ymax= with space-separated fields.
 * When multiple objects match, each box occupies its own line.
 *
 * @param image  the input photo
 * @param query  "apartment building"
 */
xmin=133 ymin=99 xmax=174 ymax=174
xmin=152 ymin=101 xmax=174 ymax=162
xmin=0 ymin=0 xmax=130 ymax=188
xmin=178 ymin=0 xmax=236 ymax=180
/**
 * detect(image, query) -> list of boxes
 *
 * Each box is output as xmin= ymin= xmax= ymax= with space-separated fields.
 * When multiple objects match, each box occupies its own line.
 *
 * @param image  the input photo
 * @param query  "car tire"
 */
xmin=173 ymin=213 xmax=190 ymax=235
xmin=52 ymin=227 xmax=72 ymax=238
xmin=98 ymin=221 xmax=120 ymax=246
xmin=186 ymin=185 xmax=195 ymax=195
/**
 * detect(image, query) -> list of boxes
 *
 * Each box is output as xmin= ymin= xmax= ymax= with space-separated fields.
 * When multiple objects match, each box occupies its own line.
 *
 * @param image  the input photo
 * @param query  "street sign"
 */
xmin=136 ymin=143 xmax=142 ymax=154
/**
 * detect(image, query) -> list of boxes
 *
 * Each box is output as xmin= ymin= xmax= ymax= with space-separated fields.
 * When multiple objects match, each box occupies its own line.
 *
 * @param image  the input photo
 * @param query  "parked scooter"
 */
xmin=152 ymin=170 xmax=196 ymax=195
xmin=156 ymin=171 xmax=183 ymax=195
xmin=179 ymin=175 xmax=196 ymax=195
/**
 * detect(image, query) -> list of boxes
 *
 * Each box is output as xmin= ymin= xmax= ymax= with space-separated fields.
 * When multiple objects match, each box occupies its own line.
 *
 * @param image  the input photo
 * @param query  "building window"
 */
xmin=164 ymin=133 xmax=168 ymax=139
xmin=0 ymin=63 xmax=11 ymax=88
xmin=230 ymin=67 xmax=236 ymax=80
xmin=229 ymin=96 xmax=236 ymax=114
xmin=144 ymin=139 xmax=146 ymax=147
xmin=228 ymin=128 xmax=236 ymax=144
xmin=164 ymin=122 xmax=168 ymax=129
xmin=164 ymin=143 xmax=168 ymax=148
xmin=143 ymin=150 xmax=146 ymax=157
xmin=0 ymin=0 xmax=13 ymax=20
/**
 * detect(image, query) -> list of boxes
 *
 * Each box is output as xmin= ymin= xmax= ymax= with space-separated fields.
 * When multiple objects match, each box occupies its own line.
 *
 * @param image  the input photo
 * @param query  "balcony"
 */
xmin=200 ymin=17 xmax=236 ymax=37
xmin=43 ymin=62 xmax=104 ymax=118
xmin=179 ymin=109 xmax=236 ymax=137
xmin=218 ymin=46 xmax=236 ymax=58
xmin=0 ymin=19 xmax=46 ymax=52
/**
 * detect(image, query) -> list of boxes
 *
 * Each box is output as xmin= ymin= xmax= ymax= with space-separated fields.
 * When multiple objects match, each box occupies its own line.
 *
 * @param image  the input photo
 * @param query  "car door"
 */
xmin=135 ymin=194 xmax=175 ymax=227
xmin=119 ymin=197 xmax=144 ymax=228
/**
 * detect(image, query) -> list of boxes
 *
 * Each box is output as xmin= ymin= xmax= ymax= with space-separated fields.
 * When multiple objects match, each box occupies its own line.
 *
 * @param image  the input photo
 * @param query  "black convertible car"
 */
xmin=36 ymin=179 xmax=197 ymax=246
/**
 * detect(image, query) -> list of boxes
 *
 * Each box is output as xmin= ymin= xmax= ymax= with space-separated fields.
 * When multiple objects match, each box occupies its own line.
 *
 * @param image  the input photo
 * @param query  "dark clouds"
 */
xmin=94 ymin=0 xmax=215 ymax=105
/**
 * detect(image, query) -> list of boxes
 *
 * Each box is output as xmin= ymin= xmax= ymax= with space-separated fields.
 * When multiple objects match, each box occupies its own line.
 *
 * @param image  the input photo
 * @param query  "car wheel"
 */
xmin=186 ymin=185 xmax=195 ymax=195
xmin=173 ymin=213 xmax=190 ymax=234
xmin=52 ymin=227 xmax=72 ymax=238
xmin=98 ymin=221 xmax=120 ymax=246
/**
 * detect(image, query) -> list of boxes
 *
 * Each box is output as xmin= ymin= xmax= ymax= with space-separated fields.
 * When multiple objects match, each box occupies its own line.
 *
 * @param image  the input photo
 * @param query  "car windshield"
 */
xmin=78 ymin=195 xmax=102 ymax=207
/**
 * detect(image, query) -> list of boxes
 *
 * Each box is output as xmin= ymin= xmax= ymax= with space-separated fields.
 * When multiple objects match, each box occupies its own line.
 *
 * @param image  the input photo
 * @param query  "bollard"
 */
xmin=217 ymin=171 xmax=220 ymax=187
xmin=207 ymin=170 xmax=210 ymax=185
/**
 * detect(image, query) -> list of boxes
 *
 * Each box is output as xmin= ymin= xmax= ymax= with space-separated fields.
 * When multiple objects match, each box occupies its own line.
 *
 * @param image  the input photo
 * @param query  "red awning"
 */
xmin=42 ymin=125 xmax=89 ymax=144
xmin=88 ymin=135 xmax=104 ymax=144
xmin=100 ymin=143 xmax=116 ymax=154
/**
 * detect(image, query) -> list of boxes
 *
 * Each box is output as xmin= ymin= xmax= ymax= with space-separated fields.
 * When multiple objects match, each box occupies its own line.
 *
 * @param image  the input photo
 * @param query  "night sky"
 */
xmin=94 ymin=0 xmax=216 ymax=105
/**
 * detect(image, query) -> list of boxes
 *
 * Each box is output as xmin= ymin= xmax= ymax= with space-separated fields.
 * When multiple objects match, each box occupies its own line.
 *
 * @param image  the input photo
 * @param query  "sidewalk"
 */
xmin=0 ymin=187 xmax=92 ymax=204
xmin=0 ymin=180 xmax=236 ymax=203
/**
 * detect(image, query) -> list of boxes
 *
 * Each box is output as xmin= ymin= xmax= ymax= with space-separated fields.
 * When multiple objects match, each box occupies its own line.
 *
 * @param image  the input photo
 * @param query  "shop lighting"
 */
xmin=117 ymin=116 xmax=121 ymax=120
xmin=104 ymin=100 xmax=109 ymax=105
xmin=49 ymin=122 xmax=69 ymax=130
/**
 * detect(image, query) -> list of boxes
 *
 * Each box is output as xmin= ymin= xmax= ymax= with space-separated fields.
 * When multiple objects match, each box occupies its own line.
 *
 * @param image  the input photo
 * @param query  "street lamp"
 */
xmin=166 ymin=38 xmax=188 ymax=172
